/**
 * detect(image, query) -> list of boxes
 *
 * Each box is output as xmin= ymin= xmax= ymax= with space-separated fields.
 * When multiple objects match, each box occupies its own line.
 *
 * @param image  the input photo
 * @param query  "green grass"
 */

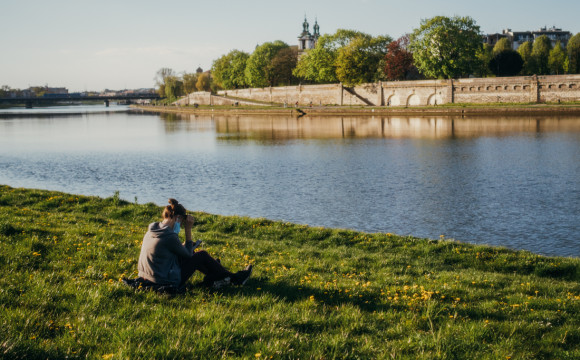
xmin=1 ymin=185 xmax=579 ymax=359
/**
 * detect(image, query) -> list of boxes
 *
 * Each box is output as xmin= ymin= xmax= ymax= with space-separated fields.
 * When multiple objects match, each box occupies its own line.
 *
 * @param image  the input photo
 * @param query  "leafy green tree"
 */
xmin=475 ymin=43 xmax=494 ymax=77
xmin=196 ymin=73 xmax=211 ymax=92
xmin=489 ymin=50 xmax=523 ymax=77
xmin=548 ymin=41 xmax=567 ymax=75
xmin=531 ymin=35 xmax=552 ymax=75
xmin=294 ymin=29 xmax=391 ymax=85
xmin=492 ymin=38 xmax=512 ymax=55
xmin=409 ymin=16 xmax=482 ymax=79
xmin=335 ymin=34 xmax=391 ymax=85
xmin=293 ymin=40 xmax=338 ymax=83
xmin=269 ymin=47 xmax=298 ymax=86
xmin=517 ymin=41 xmax=533 ymax=75
xmin=211 ymin=50 xmax=249 ymax=89
xmin=182 ymin=73 xmax=198 ymax=94
xmin=154 ymin=68 xmax=176 ymax=97
xmin=164 ymin=76 xmax=183 ymax=100
xmin=245 ymin=41 xmax=289 ymax=88
xmin=567 ymin=33 xmax=580 ymax=74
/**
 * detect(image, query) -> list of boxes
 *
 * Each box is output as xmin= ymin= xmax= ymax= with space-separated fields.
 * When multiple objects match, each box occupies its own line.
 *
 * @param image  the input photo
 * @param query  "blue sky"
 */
xmin=1 ymin=0 xmax=578 ymax=92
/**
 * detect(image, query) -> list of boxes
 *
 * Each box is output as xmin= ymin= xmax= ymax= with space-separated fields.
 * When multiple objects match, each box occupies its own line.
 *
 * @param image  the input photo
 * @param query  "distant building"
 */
xmin=483 ymin=26 xmax=572 ymax=50
xmin=298 ymin=16 xmax=320 ymax=51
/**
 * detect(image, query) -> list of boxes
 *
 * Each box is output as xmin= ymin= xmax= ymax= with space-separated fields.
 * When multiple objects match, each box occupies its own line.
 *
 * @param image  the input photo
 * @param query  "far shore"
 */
xmin=134 ymin=103 xmax=580 ymax=117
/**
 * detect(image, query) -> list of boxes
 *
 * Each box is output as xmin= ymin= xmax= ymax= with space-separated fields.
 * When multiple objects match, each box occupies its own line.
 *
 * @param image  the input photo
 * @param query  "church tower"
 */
xmin=298 ymin=16 xmax=319 ymax=51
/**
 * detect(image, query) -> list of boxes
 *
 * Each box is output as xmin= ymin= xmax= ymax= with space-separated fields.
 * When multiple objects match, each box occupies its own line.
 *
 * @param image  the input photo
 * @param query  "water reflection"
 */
xmin=1 ymin=108 xmax=579 ymax=257
xmin=160 ymin=113 xmax=580 ymax=140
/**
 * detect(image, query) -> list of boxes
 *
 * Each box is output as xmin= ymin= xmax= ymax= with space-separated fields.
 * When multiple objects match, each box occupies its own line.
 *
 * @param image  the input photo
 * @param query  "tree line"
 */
xmin=155 ymin=16 xmax=580 ymax=99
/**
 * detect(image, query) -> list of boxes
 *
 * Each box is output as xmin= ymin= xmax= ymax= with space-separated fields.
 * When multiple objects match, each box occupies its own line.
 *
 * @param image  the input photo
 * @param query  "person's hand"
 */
xmin=183 ymin=214 xmax=195 ymax=229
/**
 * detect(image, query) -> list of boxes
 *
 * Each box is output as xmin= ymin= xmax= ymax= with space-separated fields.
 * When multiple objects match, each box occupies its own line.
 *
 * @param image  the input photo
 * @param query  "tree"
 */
xmin=409 ymin=16 xmax=483 ymax=79
xmin=335 ymin=34 xmax=391 ymax=85
xmin=196 ymin=73 xmax=211 ymax=92
xmin=164 ymin=76 xmax=183 ymax=100
xmin=530 ymin=35 xmax=552 ymax=75
xmin=548 ymin=41 xmax=567 ymax=75
xmin=517 ymin=41 xmax=533 ymax=75
xmin=492 ymin=38 xmax=512 ymax=55
xmin=182 ymin=72 xmax=198 ymax=94
xmin=294 ymin=29 xmax=391 ymax=85
xmin=211 ymin=50 xmax=249 ymax=89
xmin=154 ymin=68 xmax=176 ymax=97
xmin=567 ymin=33 xmax=580 ymax=74
xmin=293 ymin=40 xmax=339 ymax=83
xmin=383 ymin=35 xmax=415 ymax=81
xmin=245 ymin=41 xmax=289 ymax=88
xmin=0 ymin=85 xmax=10 ymax=97
xmin=269 ymin=47 xmax=298 ymax=86
xmin=489 ymin=50 xmax=523 ymax=77
xmin=475 ymin=43 xmax=494 ymax=77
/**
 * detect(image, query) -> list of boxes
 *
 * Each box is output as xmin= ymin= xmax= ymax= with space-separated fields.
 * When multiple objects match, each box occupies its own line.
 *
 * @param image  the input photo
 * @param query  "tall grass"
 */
xmin=1 ymin=185 xmax=579 ymax=359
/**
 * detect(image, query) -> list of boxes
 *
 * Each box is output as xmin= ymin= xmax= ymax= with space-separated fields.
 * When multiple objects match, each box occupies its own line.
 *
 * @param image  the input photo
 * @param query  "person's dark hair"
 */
xmin=163 ymin=198 xmax=187 ymax=219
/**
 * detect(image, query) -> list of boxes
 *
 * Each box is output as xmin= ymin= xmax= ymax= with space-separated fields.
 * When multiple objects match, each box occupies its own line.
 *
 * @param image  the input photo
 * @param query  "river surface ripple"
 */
xmin=0 ymin=105 xmax=578 ymax=258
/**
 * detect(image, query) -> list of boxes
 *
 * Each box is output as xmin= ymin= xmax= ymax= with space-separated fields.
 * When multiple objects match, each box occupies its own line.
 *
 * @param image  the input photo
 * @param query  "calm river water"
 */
xmin=1 ymin=105 xmax=579 ymax=257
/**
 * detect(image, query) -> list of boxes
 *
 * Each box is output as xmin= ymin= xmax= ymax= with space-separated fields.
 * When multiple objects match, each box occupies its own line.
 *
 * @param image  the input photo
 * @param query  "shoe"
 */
xmin=232 ymin=265 xmax=253 ymax=286
xmin=212 ymin=276 xmax=231 ymax=289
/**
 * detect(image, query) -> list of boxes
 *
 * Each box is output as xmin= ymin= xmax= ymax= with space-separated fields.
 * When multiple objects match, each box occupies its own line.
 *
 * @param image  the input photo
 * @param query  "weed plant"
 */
xmin=1 ymin=185 xmax=579 ymax=359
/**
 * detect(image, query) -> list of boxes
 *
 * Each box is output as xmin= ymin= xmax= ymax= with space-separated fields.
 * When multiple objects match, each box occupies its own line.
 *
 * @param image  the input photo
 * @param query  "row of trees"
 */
xmin=481 ymin=34 xmax=580 ymax=77
xmin=156 ymin=16 xmax=580 ymax=96
xmin=154 ymin=68 xmax=212 ymax=99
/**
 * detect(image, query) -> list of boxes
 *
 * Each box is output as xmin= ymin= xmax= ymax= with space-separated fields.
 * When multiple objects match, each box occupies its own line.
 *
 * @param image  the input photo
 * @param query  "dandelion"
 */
xmin=32 ymin=251 xmax=41 ymax=256
xmin=255 ymin=354 xmax=261 ymax=358
xmin=102 ymin=354 xmax=114 ymax=360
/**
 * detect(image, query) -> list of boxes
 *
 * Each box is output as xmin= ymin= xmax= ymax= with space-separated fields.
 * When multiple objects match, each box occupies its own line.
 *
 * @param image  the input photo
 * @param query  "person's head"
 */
xmin=163 ymin=198 xmax=187 ymax=222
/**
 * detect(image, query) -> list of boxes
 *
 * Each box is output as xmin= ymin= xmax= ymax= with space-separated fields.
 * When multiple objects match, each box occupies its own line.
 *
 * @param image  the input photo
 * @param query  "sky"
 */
xmin=1 ymin=0 xmax=579 ymax=92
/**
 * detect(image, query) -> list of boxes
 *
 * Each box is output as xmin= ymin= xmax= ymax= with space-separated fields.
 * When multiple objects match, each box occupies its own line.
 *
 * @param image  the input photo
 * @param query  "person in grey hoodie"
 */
xmin=138 ymin=198 xmax=252 ymax=288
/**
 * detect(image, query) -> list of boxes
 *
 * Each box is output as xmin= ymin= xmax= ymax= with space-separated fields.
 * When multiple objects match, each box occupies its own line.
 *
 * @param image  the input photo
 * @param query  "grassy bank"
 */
xmin=135 ymin=101 xmax=580 ymax=117
xmin=1 ymin=185 xmax=579 ymax=359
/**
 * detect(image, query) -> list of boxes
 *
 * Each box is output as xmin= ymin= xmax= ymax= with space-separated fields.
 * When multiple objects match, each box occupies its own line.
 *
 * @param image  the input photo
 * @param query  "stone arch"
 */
xmin=570 ymin=84 xmax=577 ymax=89
xmin=514 ymin=85 xmax=521 ymax=90
xmin=406 ymin=94 xmax=421 ymax=107
xmin=427 ymin=93 xmax=443 ymax=105
xmin=558 ymin=84 xmax=566 ymax=89
xmin=386 ymin=94 xmax=400 ymax=106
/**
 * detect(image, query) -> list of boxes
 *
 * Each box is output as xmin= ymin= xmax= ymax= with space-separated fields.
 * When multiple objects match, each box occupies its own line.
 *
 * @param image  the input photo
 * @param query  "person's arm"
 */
xmin=183 ymin=214 xmax=195 ymax=242
xmin=166 ymin=215 xmax=196 ymax=257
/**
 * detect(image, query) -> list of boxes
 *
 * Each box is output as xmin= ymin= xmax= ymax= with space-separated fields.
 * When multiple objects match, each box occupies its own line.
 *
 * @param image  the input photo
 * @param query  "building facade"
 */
xmin=484 ymin=26 xmax=572 ymax=50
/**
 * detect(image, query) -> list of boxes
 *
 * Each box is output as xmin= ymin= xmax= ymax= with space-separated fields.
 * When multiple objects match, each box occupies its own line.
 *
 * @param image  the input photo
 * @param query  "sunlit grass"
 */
xmin=1 ymin=185 xmax=579 ymax=359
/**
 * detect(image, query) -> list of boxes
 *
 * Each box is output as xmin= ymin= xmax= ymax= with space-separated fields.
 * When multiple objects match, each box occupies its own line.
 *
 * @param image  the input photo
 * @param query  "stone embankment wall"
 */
xmin=218 ymin=84 xmax=343 ymax=105
xmin=180 ymin=75 xmax=580 ymax=107
xmin=173 ymin=92 xmax=262 ymax=106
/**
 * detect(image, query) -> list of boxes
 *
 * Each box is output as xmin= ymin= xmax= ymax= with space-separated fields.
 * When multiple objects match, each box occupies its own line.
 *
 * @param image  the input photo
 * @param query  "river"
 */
xmin=1 ymin=105 xmax=578 ymax=257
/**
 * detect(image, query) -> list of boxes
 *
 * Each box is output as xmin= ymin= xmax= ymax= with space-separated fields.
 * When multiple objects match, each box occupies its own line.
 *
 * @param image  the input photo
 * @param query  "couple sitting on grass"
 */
xmin=127 ymin=198 xmax=252 ymax=292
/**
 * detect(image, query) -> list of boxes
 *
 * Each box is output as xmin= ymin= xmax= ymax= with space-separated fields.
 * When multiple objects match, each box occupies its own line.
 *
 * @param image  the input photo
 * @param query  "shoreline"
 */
xmin=134 ymin=104 xmax=580 ymax=117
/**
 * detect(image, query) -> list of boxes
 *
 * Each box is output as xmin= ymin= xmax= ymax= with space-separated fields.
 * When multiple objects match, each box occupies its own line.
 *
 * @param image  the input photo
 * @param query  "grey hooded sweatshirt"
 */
xmin=137 ymin=222 xmax=194 ymax=286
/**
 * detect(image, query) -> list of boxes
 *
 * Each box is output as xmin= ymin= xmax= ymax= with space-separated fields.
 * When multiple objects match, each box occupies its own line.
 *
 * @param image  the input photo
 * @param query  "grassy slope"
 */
xmin=1 ymin=185 xmax=579 ymax=359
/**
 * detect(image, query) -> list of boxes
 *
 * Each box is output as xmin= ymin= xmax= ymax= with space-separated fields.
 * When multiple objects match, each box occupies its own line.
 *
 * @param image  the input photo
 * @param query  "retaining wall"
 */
xmin=181 ymin=75 xmax=580 ymax=107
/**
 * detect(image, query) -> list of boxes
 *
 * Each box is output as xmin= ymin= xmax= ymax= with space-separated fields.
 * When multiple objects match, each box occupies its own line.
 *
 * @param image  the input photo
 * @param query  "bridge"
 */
xmin=0 ymin=94 xmax=162 ymax=108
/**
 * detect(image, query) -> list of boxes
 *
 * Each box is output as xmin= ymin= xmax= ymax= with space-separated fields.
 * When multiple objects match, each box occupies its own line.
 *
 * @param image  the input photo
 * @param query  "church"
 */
xmin=298 ymin=16 xmax=320 ymax=51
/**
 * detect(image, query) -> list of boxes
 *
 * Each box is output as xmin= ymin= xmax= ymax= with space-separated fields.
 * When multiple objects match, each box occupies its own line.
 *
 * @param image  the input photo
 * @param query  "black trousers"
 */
xmin=180 ymin=250 xmax=232 ymax=286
